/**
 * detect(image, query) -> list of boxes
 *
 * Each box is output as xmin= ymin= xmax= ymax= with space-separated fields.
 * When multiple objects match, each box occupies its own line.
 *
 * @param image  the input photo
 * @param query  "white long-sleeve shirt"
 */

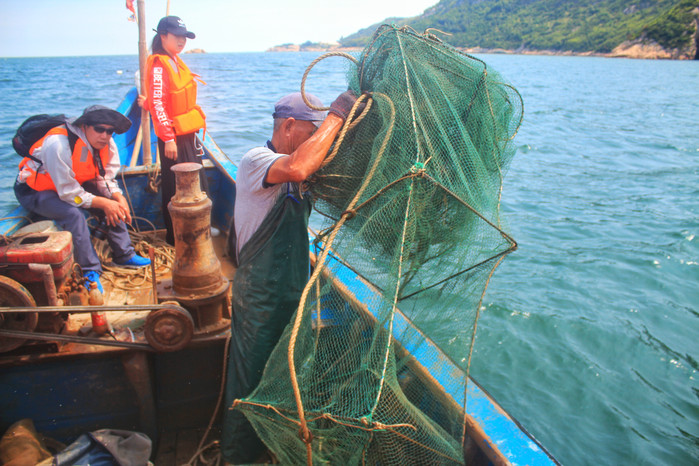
xmin=16 ymin=120 xmax=123 ymax=208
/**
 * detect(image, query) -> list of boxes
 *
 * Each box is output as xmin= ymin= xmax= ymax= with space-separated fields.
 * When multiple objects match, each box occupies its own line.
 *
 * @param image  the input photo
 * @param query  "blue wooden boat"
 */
xmin=0 ymin=88 xmax=558 ymax=465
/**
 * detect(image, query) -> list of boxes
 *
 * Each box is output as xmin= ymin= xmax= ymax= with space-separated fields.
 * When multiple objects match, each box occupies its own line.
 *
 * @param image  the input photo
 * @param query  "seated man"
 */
xmin=14 ymin=105 xmax=151 ymax=293
xmin=222 ymin=91 xmax=359 ymax=464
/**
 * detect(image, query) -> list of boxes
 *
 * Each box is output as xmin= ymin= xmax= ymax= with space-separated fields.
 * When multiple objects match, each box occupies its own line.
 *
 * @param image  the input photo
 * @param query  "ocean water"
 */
xmin=0 ymin=52 xmax=697 ymax=465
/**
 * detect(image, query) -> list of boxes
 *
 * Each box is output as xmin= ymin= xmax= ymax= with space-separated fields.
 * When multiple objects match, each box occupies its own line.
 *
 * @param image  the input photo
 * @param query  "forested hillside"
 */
xmin=339 ymin=0 xmax=699 ymax=58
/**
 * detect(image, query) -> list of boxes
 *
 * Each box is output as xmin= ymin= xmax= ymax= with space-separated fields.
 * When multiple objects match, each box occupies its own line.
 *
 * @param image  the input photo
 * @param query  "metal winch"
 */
xmin=156 ymin=162 xmax=230 ymax=336
xmin=0 ymin=231 xmax=74 ymax=352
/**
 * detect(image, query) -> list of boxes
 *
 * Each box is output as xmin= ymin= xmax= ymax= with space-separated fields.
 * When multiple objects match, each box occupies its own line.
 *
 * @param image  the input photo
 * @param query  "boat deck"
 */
xmin=52 ymin=232 xmax=235 ymax=351
xmin=155 ymin=427 xmax=219 ymax=465
xmin=0 ymin=233 xmax=240 ymax=464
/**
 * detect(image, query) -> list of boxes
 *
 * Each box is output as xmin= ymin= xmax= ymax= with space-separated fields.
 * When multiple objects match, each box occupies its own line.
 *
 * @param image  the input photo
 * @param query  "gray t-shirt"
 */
xmin=233 ymin=145 xmax=289 ymax=255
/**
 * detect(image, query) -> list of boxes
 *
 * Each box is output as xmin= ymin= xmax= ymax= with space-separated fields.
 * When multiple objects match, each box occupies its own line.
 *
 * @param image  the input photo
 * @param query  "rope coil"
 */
xmin=94 ymin=227 xmax=174 ymax=291
xmin=300 ymin=52 xmax=360 ymax=111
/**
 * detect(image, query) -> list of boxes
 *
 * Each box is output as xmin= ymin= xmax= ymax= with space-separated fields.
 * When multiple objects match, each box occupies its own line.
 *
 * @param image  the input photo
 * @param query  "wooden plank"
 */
xmin=154 ymin=431 xmax=177 ymax=465
xmin=175 ymin=429 xmax=201 ymax=465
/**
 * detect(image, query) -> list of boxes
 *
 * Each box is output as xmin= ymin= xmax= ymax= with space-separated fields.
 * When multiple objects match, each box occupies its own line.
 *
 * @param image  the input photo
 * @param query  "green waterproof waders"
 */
xmin=221 ymin=185 xmax=311 ymax=463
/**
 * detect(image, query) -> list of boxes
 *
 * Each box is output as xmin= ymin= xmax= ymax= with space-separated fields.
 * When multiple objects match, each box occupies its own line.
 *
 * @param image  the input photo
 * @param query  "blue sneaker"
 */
xmin=115 ymin=254 xmax=151 ymax=269
xmin=84 ymin=270 xmax=104 ymax=294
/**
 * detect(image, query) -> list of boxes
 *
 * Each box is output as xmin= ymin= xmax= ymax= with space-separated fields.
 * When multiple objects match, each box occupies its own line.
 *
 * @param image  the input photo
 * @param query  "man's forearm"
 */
xmin=269 ymin=114 xmax=344 ymax=184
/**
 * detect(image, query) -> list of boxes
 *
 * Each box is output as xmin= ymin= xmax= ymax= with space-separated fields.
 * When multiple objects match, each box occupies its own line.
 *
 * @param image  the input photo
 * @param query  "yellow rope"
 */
xmin=235 ymin=400 xmax=462 ymax=463
xmin=319 ymin=94 xmax=372 ymax=169
xmin=147 ymin=163 xmax=161 ymax=193
xmin=300 ymin=52 xmax=360 ymax=111
xmin=370 ymin=174 xmax=414 ymax=416
xmin=286 ymin=92 xmax=395 ymax=466
xmin=234 ymin=400 xmax=416 ymax=434
xmin=119 ymin=169 xmax=139 ymax=233
xmin=94 ymin=229 xmax=174 ymax=291
xmin=0 ymin=216 xmax=37 ymax=245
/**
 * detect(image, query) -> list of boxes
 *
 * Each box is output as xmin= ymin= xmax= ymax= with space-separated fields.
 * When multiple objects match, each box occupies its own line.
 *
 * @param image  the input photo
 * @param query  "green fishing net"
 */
xmin=235 ymin=25 xmax=523 ymax=464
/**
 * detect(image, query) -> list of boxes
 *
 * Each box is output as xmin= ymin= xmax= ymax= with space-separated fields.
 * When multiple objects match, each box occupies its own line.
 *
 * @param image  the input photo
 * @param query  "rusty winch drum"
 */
xmin=157 ymin=162 xmax=230 ymax=335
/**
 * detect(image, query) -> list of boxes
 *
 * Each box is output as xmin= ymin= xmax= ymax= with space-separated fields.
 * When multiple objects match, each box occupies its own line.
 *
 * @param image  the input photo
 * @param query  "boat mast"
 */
xmin=137 ymin=0 xmax=152 ymax=165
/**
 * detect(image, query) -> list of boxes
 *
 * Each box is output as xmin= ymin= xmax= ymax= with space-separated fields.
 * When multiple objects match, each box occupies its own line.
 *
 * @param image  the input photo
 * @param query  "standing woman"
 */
xmin=141 ymin=15 xmax=207 ymax=244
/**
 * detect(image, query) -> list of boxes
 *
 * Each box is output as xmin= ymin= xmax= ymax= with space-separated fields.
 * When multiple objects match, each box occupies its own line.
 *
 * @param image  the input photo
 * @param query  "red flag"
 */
xmin=126 ymin=0 xmax=136 ymax=22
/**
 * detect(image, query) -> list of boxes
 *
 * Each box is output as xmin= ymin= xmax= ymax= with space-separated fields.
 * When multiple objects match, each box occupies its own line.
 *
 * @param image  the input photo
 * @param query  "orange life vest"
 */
xmin=18 ymin=126 xmax=111 ymax=192
xmin=146 ymin=53 xmax=206 ymax=135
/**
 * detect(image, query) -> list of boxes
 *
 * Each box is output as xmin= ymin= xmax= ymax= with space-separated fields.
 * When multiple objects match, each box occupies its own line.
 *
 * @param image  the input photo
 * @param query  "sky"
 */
xmin=0 ymin=0 xmax=439 ymax=57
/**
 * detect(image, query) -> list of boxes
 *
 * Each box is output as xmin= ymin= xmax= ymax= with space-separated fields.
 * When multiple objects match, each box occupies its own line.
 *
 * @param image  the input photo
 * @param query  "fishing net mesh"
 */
xmin=234 ymin=25 xmax=523 ymax=464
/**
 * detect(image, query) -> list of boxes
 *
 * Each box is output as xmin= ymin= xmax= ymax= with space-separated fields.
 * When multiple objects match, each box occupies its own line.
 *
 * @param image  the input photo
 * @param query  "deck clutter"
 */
xmin=0 ymin=159 xmax=230 ymax=355
xmin=0 ymin=138 xmax=234 ymax=463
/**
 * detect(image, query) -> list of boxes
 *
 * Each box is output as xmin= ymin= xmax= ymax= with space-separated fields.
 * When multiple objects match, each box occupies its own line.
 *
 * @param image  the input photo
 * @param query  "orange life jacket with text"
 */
xmin=146 ymin=53 xmax=206 ymax=135
xmin=18 ymin=126 xmax=111 ymax=192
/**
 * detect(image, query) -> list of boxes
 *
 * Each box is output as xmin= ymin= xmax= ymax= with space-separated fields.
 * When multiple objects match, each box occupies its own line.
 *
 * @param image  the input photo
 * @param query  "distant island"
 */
xmin=269 ymin=0 xmax=699 ymax=60
xmin=184 ymin=48 xmax=206 ymax=54
xmin=266 ymin=41 xmax=359 ymax=53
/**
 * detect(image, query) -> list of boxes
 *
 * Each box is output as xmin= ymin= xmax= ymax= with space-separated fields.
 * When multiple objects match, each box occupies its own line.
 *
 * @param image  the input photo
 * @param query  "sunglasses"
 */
xmin=92 ymin=125 xmax=115 ymax=135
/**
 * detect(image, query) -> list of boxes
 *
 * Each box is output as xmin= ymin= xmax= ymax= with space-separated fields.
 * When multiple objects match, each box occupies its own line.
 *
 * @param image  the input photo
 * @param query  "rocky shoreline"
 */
xmin=461 ymin=41 xmax=696 ymax=60
xmin=266 ymin=43 xmax=359 ymax=53
xmin=267 ymin=38 xmax=697 ymax=60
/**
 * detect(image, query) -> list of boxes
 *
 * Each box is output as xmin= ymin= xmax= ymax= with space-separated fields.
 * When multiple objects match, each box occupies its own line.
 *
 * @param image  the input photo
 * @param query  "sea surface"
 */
xmin=0 ymin=52 xmax=697 ymax=465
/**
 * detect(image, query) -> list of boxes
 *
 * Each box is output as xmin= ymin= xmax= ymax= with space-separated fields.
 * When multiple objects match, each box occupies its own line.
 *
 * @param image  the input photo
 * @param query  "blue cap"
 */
xmin=273 ymin=93 xmax=326 ymax=127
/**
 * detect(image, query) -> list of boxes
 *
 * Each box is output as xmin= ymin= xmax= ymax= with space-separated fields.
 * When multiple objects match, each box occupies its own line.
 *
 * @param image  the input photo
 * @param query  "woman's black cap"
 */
xmin=155 ymin=16 xmax=195 ymax=39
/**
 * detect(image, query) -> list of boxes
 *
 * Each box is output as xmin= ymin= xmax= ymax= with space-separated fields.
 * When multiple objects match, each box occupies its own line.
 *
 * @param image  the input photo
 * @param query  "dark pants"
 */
xmin=14 ymin=182 xmax=135 ymax=273
xmin=158 ymin=132 xmax=209 ymax=245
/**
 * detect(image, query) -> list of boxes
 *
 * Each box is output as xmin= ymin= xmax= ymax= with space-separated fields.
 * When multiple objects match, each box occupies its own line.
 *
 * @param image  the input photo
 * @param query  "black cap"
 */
xmin=73 ymin=105 xmax=131 ymax=134
xmin=155 ymin=16 xmax=195 ymax=39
